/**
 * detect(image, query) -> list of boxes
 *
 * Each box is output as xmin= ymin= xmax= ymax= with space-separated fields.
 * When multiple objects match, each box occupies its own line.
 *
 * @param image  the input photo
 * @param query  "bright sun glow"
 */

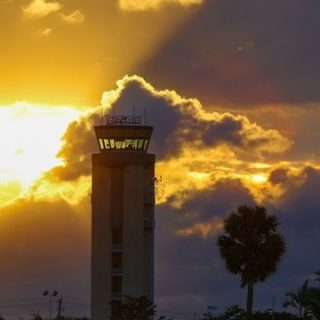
xmin=0 ymin=102 xmax=86 ymax=204
xmin=251 ymin=174 xmax=267 ymax=184
xmin=188 ymin=171 xmax=210 ymax=180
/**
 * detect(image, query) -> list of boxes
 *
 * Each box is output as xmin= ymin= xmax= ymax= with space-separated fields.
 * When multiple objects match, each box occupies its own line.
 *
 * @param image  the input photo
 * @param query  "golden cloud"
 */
xmin=176 ymin=217 xmax=223 ymax=238
xmin=22 ymin=0 xmax=62 ymax=18
xmin=36 ymin=74 xmax=294 ymax=208
xmin=28 ymin=176 xmax=91 ymax=205
xmin=101 ymin=75 xmax=292 ymax=158
xmin=119 ymin=0 xmax=203 ymax=11
xmin=60 ymin=9 xmax=85 ymax=24
xmin=0 ymin=76 xmax=299 ymax=210
xmin=38 ymin=27 xmax=53 ymax=37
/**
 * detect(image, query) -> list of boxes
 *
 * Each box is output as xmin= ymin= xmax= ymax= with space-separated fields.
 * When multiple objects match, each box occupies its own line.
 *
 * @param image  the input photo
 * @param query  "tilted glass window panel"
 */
xmin=99 ymin=138 xmax=104 ymax=150
xmin=144 ymin=139 xmax=149 ymax=150
xmin=132 ymin=139 xmax=138 ymax=149
xmin=104 ymin=139 xmax=110 ymax=149
xmin=138 ymin=139 xmax=144 ymax=149
xmin=115 ymin=141 xmax=122 ymax=149
xmin=125 ymin=139 xmax=133 ymax=149
xmin=110 ymin=139 xmax=115 ymax=149
xmin=121 ymin=140 xmax=126 ymax=149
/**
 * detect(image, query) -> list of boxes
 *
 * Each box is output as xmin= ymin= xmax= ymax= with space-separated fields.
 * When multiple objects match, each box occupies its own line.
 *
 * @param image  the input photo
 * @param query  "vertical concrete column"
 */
xmin=91 ymin=164 xmax=112 ymax=320
xmin=143 ymin=164 xmax=155 ymax=301
xmin=122 ymin=165 xmax=145 ymax=296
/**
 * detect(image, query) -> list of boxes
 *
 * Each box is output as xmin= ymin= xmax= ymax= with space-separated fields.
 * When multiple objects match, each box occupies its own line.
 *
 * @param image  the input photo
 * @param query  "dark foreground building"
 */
xmin=91 ymin=115 xmax=155 ymax=320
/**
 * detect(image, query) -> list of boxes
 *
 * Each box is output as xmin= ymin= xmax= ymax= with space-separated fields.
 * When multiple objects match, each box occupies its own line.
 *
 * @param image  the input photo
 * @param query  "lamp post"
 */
xmin=43 ymin=290 xmax=58 ymax=320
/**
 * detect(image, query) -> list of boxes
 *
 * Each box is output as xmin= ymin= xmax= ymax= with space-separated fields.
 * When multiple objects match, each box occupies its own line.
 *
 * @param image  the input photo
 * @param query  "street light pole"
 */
xmin=49 ymin=294 xmax=52 ymax=320
xmin=43 ymin=290 xmax=58 ymax=320
xmin=57 ymin=297 xmax=63 ymax=320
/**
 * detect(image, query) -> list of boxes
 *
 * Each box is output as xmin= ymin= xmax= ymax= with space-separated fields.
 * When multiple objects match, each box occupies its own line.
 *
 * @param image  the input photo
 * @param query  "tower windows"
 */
xmin=97 ymin=138 xmax=150 ymax=151
xmin=104 ymin=139 xmax=110 ymax=149
xmin=143 ymin=139 xmax=149 ymax=150
xmin=98 ymin=139 xmax=104 ymax=150
xmin=138 ymin=139 xmax=144 ymax=149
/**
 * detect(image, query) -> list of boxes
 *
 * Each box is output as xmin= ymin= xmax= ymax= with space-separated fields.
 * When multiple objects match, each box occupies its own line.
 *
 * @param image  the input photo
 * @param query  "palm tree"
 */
xmin=307 ymin=287 xmax=320 ymax=319
xmin=217 ymin=205 xmax=286 ymax=318
xmin=283 ymin=280 xmax=314 ymax=319
xmin=284 ymin=279 xmax=320 ymax=319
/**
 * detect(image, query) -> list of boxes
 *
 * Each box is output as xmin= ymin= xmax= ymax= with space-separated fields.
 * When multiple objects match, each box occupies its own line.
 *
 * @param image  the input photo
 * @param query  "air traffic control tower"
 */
xmin=91 ymin=115 xmax=155 ymax=320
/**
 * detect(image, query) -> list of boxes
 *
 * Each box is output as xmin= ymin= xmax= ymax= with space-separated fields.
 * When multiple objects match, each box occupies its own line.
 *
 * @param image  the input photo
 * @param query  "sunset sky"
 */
xmin=1 ymin=0 xmax=320 ymax=319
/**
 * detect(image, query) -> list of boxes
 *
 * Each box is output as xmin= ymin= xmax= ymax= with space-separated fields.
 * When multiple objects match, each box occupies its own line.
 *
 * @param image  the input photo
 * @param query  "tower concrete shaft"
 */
xmin=91 ymin=120 xmax=155 ymax=320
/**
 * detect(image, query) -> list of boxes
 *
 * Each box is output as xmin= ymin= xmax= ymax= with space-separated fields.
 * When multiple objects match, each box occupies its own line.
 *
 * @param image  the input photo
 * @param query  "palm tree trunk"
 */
xmin=246 ymin=280 xmax=254 ymax=319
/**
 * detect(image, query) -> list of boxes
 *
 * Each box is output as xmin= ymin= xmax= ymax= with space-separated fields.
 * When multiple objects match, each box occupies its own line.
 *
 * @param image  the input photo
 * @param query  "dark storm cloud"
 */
xmin=202 ymin=116 xmax=243 ymax=146
xmin=268 ymin=168 xmax=289 ymax=185
xmin=3 ymin=166 xmax=318 ymax=317
xmin=156 ymin=179 xmax=255 ymax=313
xmin=266 ymin=166 xmax=320 ymax=303
xmin=166 ymin=178 xmax=254 ymax=225
xmin=45 ymin=112 xmax=100 ymax=181
xmin=109 ymin=77 xmax=292 ymax=158
xmin=102 ymin=77 xmax=184 ymax=159
xmin=104 ymin=78 xmax=288 ymax=156
xmin=138 ymin=0 xmax=320 ymax=106
xmin=278 ymin=166 xmax=320 ymax=223
xmin=49 ymin=75 xmax=289 ymax=182
xmin=156 ymin=166 xmax=320 ymax=313
xmin=4 ymin=165 xmax=320 ymax=317
xmin=0 ymin=198 xmax=90 ymax=319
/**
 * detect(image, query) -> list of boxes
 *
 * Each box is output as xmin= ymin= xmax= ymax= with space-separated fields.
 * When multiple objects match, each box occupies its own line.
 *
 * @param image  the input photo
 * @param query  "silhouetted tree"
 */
xmin=109 ymin=295 xmax=172 ymax=320
xmin=307 ymin=287 xmax=320 ymax=320
xmin=198 ymin=305 xmax=245 ymax=320
xmin=284 ymin=280 xmax=320 ymax=320
xmin=58 ymin=317 xmax=90 ymax=320
xmin=30 ymin=311 xmax=43 ymax=320
xmin=216 ymin=305 xmax=245 ymax=320
xmin=217 ymin=205 xmax=286 ymax=318
xmin=284 ymin=280 xmax=313 ymax=319
xmin=198 ymin=305 xmax=299 ymax=320
xmin=252 ymin=310 xmax=300 ymax=320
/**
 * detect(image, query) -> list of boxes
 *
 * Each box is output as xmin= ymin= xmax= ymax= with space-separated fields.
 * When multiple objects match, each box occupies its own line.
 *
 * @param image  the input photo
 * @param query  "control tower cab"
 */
xmin=95 ymin=115 xmax=152 ymax=152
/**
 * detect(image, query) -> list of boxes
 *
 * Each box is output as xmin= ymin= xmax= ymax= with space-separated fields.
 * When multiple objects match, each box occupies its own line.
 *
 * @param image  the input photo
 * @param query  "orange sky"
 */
xmin=0 ymin=0 xmax=199 ymax=106
xmin=1 ymin=0 xmax=320 ymax=318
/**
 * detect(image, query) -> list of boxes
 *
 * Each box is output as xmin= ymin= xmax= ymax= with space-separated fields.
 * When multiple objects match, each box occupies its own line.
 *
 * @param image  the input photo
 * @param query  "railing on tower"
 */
xmin=104 ymin=115 xmax=142 ymax=126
